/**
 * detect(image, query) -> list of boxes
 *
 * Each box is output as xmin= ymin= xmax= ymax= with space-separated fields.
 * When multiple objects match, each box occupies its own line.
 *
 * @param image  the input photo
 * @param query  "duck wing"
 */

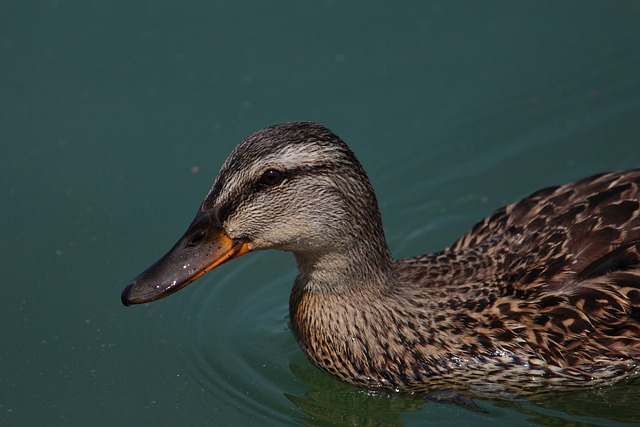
xmin=448 ymin=170 xmax=640 ymax=363
xmin=450 ymin=170 xmax=640 ymax=288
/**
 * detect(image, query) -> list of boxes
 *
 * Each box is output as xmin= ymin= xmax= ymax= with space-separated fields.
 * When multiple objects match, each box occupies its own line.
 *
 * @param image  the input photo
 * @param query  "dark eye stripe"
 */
xmin=257 ymin=164 xmax=330 ymax=188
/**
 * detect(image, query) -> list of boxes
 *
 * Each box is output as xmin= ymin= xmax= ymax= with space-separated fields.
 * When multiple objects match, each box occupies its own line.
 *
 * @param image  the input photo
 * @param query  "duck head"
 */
xmin=121 ymin=121 xmax=392 ymax=306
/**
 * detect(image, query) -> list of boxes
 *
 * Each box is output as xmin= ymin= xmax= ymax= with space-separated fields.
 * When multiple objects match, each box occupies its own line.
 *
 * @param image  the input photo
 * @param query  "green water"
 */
xmin=2 ymin=1 xmax=640 ymax=425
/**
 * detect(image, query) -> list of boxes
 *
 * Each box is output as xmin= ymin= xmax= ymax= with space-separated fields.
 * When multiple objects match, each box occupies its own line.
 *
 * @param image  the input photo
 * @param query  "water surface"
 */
xmin=2 ymin=1 xmax=640 ymax=425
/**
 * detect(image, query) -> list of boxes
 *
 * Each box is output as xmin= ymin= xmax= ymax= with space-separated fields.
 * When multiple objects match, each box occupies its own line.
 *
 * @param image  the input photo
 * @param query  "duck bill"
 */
xmin=121 ymin=211 xmax=250 ymax=306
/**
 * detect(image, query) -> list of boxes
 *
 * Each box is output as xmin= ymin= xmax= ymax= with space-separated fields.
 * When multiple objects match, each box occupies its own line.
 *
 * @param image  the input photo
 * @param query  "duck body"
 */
xmin=291 ymin=169 xmax=640 ymax=398
xmin=123 ymin=122 xmax=640 ymax=400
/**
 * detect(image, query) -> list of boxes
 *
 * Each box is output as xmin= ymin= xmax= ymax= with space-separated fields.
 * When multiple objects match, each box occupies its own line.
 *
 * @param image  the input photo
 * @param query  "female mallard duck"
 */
xmin=122 ymin=121 xmax=640 ymax=399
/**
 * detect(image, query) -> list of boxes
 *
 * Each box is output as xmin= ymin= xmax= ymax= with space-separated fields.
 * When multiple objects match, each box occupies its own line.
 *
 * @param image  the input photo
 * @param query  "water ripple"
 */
xmin=172 ymin=254 xmax=302 ymax=424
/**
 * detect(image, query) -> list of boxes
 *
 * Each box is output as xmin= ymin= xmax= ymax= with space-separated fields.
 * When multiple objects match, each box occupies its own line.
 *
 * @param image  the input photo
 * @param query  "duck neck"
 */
xmin=292 ymin=234 xmax=396 ymax=296
xmin=288 ymin=235 xmax=402 ymax=387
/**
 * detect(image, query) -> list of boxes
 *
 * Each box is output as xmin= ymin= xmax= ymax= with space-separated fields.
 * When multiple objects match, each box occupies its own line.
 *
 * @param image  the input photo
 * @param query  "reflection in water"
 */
xmin=286 ymin=361 xmax=424 ymax=427
xmin=288 ymin=357 xmax=640 ymax=426
xmin=530 ymin=378 xmax=640 ymax=424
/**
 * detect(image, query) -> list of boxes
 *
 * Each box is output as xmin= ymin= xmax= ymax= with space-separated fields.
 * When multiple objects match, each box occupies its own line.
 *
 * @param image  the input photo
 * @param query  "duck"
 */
xmin=122 ymin=121 xmax=640 ymax=400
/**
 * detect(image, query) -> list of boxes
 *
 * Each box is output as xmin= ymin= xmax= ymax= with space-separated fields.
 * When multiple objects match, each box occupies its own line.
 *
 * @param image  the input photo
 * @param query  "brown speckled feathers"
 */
xmin=292 ymin=161 xmax=640 ymax=398
xmin=377 ymin=170 xmax=640 ymax=397
xmin=291 ymin=166 xmax=640 ymax=398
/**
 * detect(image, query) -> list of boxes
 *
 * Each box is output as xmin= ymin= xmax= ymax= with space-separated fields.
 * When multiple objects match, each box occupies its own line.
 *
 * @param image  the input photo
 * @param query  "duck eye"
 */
xmin=259 ymin=169 xmax=284 ymax=186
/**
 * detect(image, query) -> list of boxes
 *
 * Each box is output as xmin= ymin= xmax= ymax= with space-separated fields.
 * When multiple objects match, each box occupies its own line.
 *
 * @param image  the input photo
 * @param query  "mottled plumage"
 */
xmin=123 ymin=121 xmax=640 ymax=400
